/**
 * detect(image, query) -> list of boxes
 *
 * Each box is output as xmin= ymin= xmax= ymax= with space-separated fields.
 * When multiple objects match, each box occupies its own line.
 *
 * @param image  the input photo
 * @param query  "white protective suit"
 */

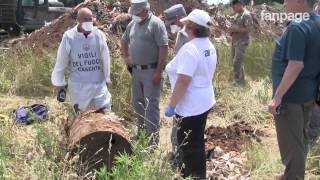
xmin=51 ymin=26 xmax=112 ymax=111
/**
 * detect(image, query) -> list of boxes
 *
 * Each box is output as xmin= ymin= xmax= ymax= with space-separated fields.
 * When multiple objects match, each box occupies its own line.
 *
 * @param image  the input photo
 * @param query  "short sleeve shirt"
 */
xmin=272 ymin=13 xmax=320 ymax=103
xmin=232 ymin=9 xmax=253 ymax=43
xmin=122 ymin=14 xmax=169 ymax=65
xmin=165 ymin=38 xmax=217 ymax=117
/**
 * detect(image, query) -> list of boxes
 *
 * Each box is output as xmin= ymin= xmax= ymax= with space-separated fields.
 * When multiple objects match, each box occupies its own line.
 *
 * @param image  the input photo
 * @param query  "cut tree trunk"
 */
xmin=68 ymin=111 xmax=132 ymax=172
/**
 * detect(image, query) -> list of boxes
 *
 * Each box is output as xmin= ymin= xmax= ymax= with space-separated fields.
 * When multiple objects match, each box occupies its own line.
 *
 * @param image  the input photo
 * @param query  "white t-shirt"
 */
xmin=165 ymin=38 xmax=217 ymax=117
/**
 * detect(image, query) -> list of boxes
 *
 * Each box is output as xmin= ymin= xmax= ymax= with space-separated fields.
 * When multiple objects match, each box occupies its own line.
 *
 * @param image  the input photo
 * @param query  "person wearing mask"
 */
xmin=229 ymin=0 xmax=253 ymax=85
xmin=51 ymin=7 xmax=112 ymax=112
xmin=164 ymin=4 xmax=188 ymax=54
xmin=165 ymin=9 xmax=217 ymax=179
xmin=163 ymin=3 xmax=188 ymax=156
xmin=121 ymin=0 xmax=169 ymax=146
xmin=268 ymin=0 xmax=320 ymax=178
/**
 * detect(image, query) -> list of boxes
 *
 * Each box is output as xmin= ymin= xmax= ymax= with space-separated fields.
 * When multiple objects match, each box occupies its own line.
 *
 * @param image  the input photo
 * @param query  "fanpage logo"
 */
xmin=260 ymin=10 xmax=310 ymax=23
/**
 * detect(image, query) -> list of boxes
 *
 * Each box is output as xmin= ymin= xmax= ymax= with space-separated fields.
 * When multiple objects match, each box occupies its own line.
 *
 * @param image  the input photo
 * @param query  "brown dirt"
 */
xmin=15 ymin=0 xmax=131 ymax=55
xmin=205 ymin=121 xmax=265 ymax=179
xmin=205 ymin=121 xmax=264 ymax=152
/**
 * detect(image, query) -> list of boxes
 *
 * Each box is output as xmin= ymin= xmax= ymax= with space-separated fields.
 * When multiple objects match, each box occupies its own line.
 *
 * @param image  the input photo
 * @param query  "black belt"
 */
xmin=132 ymin=63 xmax=157 ymax=70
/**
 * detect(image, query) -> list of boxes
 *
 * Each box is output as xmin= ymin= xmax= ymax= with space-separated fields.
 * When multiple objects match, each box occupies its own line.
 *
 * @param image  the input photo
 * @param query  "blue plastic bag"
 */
xmin=15 ymin=104 xmax=49 ymax=124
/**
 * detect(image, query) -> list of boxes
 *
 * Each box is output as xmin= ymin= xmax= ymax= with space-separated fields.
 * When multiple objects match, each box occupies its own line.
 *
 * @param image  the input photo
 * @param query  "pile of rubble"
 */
xmin=14 ymin=0 xmax=284 ymax=54
xmin=205 ymin=121 xmax=264 ymax=179
xmin=207 ymin=150 xmax=249 ymax=180
xmin=209 ymin=3 xmax=284 ymax=42
xmin=249 ymin=4 xmax=285 ymax=37
xmin=16 ymin=0 xmax=131 ymax=55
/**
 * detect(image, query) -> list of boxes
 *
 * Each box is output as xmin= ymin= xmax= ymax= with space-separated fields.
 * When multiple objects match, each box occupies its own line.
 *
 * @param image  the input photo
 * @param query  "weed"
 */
xmin=100 ymin=132 xmax=177 ymax=180
xmin=0 ymin=48 xmax=55 ymax=96
xmin=307 ymin=140 xmax=320 ymax=176
xmin=245 ymin=142 xmax=283 ymax=180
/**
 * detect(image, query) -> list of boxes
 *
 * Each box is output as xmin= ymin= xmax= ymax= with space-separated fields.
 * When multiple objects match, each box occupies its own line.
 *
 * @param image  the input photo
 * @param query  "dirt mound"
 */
xmin=205 ymin=121 xmax=264 ymax=179
xmin=16 ymin=0 xmax=130 ymax=55
xmin=14 ymin=0 xmax=283 ymax=55
xmin=205 ymin=121 xmax=264 ymax=152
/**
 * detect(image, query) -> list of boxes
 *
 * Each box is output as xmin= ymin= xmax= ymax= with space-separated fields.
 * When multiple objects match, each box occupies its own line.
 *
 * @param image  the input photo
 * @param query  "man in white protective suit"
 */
xmin=51 ymin=7 xmax=112 ymax=113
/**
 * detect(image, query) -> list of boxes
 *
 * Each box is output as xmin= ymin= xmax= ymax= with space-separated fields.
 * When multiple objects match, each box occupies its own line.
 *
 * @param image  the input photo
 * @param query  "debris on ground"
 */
xmin=12 ymin=0 xmax=284 ymax=54
xmin=15 ymin=0 xmax=131 ymax=55
xmin=205 ymin=121 xmax=264 ymax=179
xmin=207 ymin=150 xmax=250 ymax=180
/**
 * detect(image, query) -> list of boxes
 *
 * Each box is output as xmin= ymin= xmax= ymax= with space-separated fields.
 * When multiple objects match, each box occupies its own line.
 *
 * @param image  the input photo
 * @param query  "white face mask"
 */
xmin=132 ymin=15 xmax=143 ymax=23
xmin=82 ymin=21 xmax=93 ymax=32
xmin=170 ymin=25 xmax=181 ymax=34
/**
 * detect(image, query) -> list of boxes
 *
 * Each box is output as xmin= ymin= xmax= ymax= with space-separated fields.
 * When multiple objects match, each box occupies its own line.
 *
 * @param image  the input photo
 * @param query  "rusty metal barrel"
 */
xmin=68 ymin=112 xmax=132 ymax=172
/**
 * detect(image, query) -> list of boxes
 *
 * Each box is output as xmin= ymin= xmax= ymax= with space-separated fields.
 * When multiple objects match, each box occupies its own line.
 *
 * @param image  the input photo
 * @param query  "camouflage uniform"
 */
xmin=231 ymin=9 xmax=253 ymax=85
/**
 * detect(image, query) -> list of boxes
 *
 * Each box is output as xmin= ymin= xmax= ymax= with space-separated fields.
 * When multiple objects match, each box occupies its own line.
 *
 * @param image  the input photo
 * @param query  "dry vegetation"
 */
xmin=0 ymin=1 xmax=319 ymax=179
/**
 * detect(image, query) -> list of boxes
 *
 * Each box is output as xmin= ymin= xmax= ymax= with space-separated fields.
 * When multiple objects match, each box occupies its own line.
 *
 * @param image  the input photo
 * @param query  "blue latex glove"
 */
xmin=165 ymin=105 xmax=175 ymax=117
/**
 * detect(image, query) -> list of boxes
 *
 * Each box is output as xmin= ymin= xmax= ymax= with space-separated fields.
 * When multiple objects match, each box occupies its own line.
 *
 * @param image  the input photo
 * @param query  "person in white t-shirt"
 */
xmin=51 ymin=8 xmax=112 ymax=113
xmin=164 ymin=9 xmax=217 ymax=179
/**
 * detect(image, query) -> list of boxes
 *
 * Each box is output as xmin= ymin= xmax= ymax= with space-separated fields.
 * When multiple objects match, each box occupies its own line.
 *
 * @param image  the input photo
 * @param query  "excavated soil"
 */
xmin=205 ymin=121 xmax=265 ymax=179
xmin=205 ymin=121 xmax=264 ymax=152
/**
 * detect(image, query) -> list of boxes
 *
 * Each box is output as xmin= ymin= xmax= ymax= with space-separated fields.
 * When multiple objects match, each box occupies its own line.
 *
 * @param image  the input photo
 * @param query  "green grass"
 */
xmin=0 ymin=49 xmax=55 ymax=96
xmin=0 ymin=36 xmax=319 ymax=179
xmin=245 ymin=142 xmax=283 ymax=180
xmin=307 ymin=141 xmax=320 ymax=177
xmin=100 ymin=132 xmax=177 ymax=180
xmin=213 ymin=38 xmax=274 ymax=124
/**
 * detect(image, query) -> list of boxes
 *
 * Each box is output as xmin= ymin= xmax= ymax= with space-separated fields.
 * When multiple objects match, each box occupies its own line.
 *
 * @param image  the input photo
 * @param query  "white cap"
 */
xmin=180 ymin=9 xmax=211 ymax=28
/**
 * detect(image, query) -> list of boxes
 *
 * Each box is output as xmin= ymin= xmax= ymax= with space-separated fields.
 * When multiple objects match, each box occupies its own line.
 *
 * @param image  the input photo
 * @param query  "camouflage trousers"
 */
xmin=231 ymin=40 xmax=249 ymax=85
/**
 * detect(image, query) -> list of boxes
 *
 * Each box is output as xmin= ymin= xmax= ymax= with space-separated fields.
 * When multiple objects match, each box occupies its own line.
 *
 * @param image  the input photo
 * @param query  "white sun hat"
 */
xmin=180 ymin=9 xmax=211 ymax=28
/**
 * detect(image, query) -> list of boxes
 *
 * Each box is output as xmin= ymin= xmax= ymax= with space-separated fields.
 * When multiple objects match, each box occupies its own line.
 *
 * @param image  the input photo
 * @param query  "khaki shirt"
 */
xmin=232 ymin=9 xmax=253 ymax=44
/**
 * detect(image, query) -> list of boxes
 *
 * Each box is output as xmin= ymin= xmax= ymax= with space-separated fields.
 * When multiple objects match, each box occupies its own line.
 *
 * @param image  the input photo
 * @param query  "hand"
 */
xmin=152 ymin=71 xmax=162 ymax=85
xmin=165 ymin=106 xmax=175 ymax=117
xmin=268 ymin=97 xmax=282 ymax=115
